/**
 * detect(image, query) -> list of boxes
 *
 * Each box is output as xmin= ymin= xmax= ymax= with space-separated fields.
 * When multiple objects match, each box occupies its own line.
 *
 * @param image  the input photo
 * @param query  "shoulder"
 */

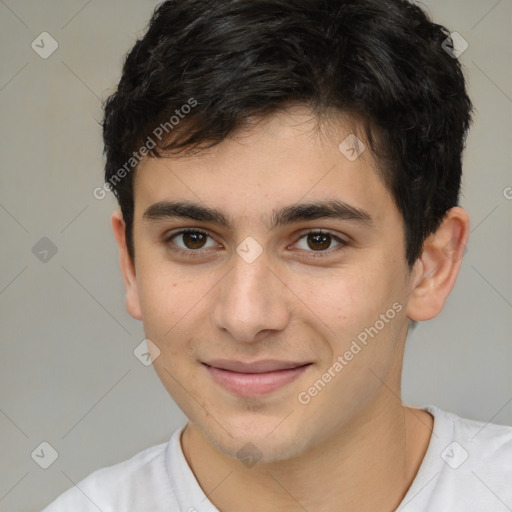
xmin=438 ymin=406 xmax=512 ymax=466
xmin=410 ymin=406 xmax=512 ymax=511
xmin=41 ymin=440 xmax=179 ymax=512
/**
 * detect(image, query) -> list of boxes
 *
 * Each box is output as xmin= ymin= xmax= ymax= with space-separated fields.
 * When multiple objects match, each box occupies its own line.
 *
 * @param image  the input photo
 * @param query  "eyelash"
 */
xmin=164 ymin=229 xmax=349 ymax=259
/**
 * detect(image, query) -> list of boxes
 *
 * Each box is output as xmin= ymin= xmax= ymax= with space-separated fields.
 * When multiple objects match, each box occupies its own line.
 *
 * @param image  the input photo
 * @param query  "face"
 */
xmin=125 ymin=107 xmax=417 ymax=463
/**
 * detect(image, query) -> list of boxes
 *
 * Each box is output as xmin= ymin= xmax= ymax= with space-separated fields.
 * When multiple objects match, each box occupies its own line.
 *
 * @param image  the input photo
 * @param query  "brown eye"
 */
xmin=181 ymin=231 xmax=207 ymax=249
xmin=306 ymin=232 xmax=332 ymax=251
xmin=168 ymin=230 xmax=216 ymax=251
xmin=295 ymin=230 xmax=347 ymax=254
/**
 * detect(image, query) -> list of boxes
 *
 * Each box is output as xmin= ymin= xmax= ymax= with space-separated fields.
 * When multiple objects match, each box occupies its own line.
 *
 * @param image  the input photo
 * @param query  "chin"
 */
xmin=198 ymin=414 xmax=314 ymax=465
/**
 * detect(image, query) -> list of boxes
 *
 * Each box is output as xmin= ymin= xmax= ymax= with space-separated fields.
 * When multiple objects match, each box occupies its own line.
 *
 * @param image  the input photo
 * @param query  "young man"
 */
xmin=43 ymin=0 xmax=512 ymax=510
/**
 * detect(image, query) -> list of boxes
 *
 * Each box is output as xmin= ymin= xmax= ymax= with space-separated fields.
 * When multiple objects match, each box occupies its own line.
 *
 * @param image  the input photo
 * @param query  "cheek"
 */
xmin=288 ymin=265 xmax=392 ymax=340
xmin=140 ymin=274 xmax=203 ymax=400
xmin=137 ymin=265 xmax=195 ymax=346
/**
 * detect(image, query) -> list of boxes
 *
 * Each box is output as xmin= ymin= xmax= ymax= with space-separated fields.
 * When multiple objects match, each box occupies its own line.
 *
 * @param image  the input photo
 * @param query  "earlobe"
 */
xmin=111 ymin=210 xmax=143 ymax=321
xmin=406 ymin=207 xmax=470 ymax=322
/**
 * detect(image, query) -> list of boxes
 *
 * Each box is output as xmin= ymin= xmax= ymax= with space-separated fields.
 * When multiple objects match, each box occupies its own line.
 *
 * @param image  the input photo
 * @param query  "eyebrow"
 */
xmin=142 ymin=199 xmax=373 ymax=230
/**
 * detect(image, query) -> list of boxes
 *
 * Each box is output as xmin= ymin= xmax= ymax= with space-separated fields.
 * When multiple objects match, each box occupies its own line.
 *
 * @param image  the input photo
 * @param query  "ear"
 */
xmin=406 ymin=206 xmax=470 ymax=322
xmin=111 ymin=210 xmax=142 ymax=321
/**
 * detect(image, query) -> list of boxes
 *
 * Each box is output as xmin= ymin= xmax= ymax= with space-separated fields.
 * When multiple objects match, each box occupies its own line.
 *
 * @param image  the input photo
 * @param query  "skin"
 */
xmin=112 ymin=106 xmax=470 ymax=511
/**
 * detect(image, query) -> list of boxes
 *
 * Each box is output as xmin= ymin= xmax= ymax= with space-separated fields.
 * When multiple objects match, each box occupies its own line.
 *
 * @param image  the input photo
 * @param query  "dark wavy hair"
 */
xmin=102 ymin=0 xmax=473 ymax=266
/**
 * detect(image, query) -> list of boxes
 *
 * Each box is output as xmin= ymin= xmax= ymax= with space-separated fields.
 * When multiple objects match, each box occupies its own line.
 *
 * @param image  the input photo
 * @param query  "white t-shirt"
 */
xmin=41 ymin=405 xmax=512 ymax=511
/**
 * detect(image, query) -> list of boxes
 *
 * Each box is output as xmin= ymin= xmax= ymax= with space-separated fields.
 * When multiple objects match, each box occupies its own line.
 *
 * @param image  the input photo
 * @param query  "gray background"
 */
xmin=0 ymin=1 xmax=511 ymax=511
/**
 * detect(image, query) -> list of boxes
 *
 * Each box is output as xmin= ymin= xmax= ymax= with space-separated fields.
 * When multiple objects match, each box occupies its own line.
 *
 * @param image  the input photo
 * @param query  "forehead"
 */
xmin=132 ymin=108 xmax=397 ymax=226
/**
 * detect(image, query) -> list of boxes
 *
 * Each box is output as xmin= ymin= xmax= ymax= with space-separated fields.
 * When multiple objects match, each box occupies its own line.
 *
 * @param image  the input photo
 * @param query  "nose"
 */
xmin=212 ymin=250 xmax=291 ymax=343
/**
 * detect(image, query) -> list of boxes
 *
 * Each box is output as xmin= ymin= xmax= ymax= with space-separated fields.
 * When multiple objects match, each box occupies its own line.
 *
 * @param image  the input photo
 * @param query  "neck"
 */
xmin=181 ymin=394 xmax=434 ymax=512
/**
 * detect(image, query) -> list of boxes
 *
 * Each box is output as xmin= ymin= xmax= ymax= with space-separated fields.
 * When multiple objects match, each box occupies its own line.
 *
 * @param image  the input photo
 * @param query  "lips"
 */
xmin=202 ymin=359 xmax=312 ymax=396
xmin=204 ymin=359 xmax=310 ymax=373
